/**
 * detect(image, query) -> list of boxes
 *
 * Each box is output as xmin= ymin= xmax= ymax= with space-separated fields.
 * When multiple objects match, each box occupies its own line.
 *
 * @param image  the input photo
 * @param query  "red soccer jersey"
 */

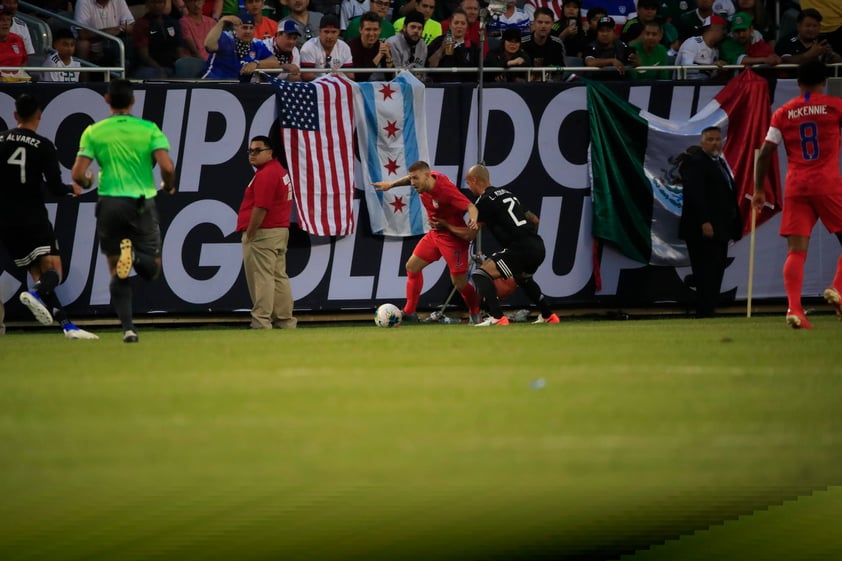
xmin=237 ymin=159 xmax=293 ymax=231
xmin=420 ymin=171 xmax=472 ymax=230
xmin=766 ymin=92 xmax=842 ymax=196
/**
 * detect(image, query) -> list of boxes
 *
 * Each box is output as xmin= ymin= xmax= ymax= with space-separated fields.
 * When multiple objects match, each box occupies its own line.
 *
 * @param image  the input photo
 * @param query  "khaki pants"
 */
xmin=242 ymin=228 xmax=296 ymax=329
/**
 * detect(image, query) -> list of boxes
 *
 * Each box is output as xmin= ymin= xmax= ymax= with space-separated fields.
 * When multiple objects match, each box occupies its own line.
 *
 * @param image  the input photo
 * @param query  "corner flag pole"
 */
xmin=747 ymin=148 xmax=760 ymax=318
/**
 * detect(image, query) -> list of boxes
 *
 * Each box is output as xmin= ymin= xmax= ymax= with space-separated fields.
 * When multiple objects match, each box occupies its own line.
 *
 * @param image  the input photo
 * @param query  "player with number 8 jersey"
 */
xmin=754 ymin=60 xmax=842 ymax=328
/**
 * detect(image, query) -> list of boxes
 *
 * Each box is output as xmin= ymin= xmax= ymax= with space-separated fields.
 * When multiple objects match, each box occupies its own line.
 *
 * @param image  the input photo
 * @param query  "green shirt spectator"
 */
xmin=630 ymin=40 xmax=671 ymax=79
xmin=345 ymin=14 xmax=395 ymax=40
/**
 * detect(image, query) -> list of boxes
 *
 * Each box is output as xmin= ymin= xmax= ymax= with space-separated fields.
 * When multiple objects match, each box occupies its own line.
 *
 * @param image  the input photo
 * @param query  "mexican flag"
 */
xmin=588 ymin=70 xmax=781 ymax=266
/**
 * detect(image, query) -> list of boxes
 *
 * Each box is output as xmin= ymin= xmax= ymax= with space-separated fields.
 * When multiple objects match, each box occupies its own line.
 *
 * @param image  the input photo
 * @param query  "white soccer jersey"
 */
xmin=41 ymin=52 xmax=81 ymax=82
xmin=299 ymin=37 xmax=353 ymax=69
xmin=11 ymin=18 xmax=34 ymax=55
xmin=675 ymin=35 xmax=719 ymax=80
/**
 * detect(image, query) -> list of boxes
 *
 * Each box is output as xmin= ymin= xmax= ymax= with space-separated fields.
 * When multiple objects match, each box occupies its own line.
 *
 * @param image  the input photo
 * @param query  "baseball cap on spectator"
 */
xmin=404 ymin=10 xmax=425 ymax=27
xmin=730 ymin=12 xmax=752 ymax=31
xmin=702 ymin=14 xmax=728 ymax=28
xmin=596 ymin=16 xmax=615 ymax=30
xmin=502 ymin=27 xmax=522 ymax=42
xmin=238 ymin=11 xmax=255 ymax=25
xmin=280 ymin=19 xmax=301 ymax=35
xmin=320 ymin=14 xmax=340 ymax=29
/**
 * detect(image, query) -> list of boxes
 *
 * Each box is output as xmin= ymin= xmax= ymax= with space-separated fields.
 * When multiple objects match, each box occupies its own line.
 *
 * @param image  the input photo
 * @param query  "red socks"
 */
xmin=459 ymin=282 xmax=480 ymax=316
xmin=404 ymin=270 xmax=423 ymax=315
xmin=832 ymin=255 xmax=842 ymax=291
xmin=783 ymin=250 xmax=807 ymax=313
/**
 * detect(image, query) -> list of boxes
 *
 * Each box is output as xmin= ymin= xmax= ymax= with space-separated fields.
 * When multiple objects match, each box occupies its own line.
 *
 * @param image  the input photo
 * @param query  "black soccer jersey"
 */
xmin=0 ymin=127 xmax=70 ymax=223
xmin=475 ymin=187 xmax=538 ymax=247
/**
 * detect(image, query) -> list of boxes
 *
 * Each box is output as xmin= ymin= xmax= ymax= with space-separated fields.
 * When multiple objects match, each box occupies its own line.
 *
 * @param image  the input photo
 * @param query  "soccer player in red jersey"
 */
xmin=374 ymin=161 xmax=481 ymax=323
xmin=754 ymin=60 xmax=842 ymax=329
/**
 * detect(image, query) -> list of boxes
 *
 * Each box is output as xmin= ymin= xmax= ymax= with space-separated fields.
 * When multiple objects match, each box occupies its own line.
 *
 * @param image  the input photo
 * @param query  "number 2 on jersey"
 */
xmin=504 ymin=197 xmax=526 ymax=227
xmin=799 ymin=122 xmax=819 ymax=161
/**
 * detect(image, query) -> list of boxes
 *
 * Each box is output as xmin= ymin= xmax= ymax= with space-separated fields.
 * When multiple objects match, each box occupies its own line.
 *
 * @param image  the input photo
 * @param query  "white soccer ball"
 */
xmin=375 ymin=303 xmax=403 ymax=328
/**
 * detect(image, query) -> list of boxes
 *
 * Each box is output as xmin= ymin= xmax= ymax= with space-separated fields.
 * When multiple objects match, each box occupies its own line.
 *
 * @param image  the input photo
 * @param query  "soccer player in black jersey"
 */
xmin=0 ymin=94 xmax=97 ymax=339
xmin=435 ymin=163 xmax=560 ymax=326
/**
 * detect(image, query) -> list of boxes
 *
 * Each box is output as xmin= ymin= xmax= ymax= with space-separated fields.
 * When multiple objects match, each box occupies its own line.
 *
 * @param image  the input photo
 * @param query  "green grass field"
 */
xmin=1 ymin=316 xmax=841 ymax=561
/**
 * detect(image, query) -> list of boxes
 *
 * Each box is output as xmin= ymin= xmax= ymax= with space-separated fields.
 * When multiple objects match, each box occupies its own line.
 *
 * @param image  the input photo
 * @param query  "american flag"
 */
xmin=276 ymin=74 xmax=356 ymax=237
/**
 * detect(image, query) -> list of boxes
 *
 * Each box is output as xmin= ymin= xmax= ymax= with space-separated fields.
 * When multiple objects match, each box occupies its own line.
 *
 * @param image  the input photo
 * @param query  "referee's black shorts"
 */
xmin=95 ymin=196 xmax=162 ymax=257
xmin=490 ymin=235 xmax=546 ymax=283
xmin=0 ymin=207 xmax=59 ymax=269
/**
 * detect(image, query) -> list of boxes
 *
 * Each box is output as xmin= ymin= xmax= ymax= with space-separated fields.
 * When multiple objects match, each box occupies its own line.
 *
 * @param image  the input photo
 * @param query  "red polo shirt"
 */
xmin=237 ymin=158 xmax=293 ymax=231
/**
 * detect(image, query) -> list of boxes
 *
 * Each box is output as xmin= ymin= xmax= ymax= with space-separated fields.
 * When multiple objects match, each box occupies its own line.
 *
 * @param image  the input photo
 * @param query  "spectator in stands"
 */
xmin=344 ymin=0 xmax=394 ymax=41
xmin=181 ymin=0 xmax=216 ymax=59
xmin=1 ymin=0 xmax=33 ymax=57
xmin=776 ymin=8 xmax=842 ymax=68
xmin=203 ymin=12 xmax=280 ymax=79
xmin=676 ymin=0 xmax=716 ymax=41
xmin=278 ymin=0 xmax=323 ymax=48
xmin=394 ymin=0 xmax=440 ymax=45
xmin=484 ymin=26 xmax=531 ymax=82
xmin=522 ymin=7 xmax=566 ymax=72
xmin=42 ymin=28 xmax=81 ymax=81
xmin=387 ymin=9 xmax=426 ymax=68
xmin=557 ymin=0 xmax=588 ymax=58
xmin=394 ymin=0 xmax=454 ymax=24
xmin=273 ymin=19 xmax=302 ymax=79
xmin=341 ymin=0 xmax=369 ymax=32
xmin=441 ymin=0 xmax=484 ymax=56
xmin=657 ymin=0 xmax=695 ymax=28
xmin=221 ymin=0 xmax=239 ymax=16
xmin=203 ymin=0 xmax=223 ymax=20
xmin=41 ymin=0 xmax=76 ymax=33
xmin=487 ymin=0 xmax=532 ymax=44
xmin=622 ymin=0 xmax=679 ymax=50
xmin=299 ymin=14 xmax=354 ymax=80
xmin=0 ymin=3 xmax=29 ymax=81
xmin=583 ymin=4 xmax=607 ymax=44
xmin=245 ymin=0 xmax=278 ymax=44
xmin=349 ymin=10 xmax=392 ymax=80
xmin=802 ymin=0 xmax=842 ymax=54
xmin=524 ymin=0 xmax=562 ymax=21
xmin=74 ymin=0 xmax=135 ymax=69
xmin=628 ymin=20 xmax=671 ymax=79
xmin=734 ymin=0 xmax=773 ymax=43
xmin=584 ymin=15 xmax=631 ymax=79
xmin=582 ymin=0 xmax=635 ymax=27
xmin=426 ymin=7 xmax=478 ymax=81
xmin=719 ymin=11 xmax=779 ymax=67
xmin=675 ymin=14 xmax=727 ymax=79
xmin=132 ymin=0 xmax=188 ymax=78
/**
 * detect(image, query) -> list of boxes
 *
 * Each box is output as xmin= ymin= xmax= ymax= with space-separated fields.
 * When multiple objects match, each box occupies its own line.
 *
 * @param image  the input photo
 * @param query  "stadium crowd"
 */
xmin=0 ymin=0 xmax=841 ymax=82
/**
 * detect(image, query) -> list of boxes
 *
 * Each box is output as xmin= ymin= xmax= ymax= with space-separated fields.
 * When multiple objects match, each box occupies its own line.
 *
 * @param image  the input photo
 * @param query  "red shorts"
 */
xmin=779 ymin=192 xmax=842 ymax=237
xmin=413 ymin=231 xmax=471 ymax=275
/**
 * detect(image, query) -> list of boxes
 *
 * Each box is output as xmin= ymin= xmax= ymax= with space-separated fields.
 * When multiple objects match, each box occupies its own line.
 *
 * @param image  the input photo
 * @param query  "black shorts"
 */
xmin=491 ymin=236 xmax=546 ymax=283
xmin=96 ymin=196 xmax=162 ymax=257
xmin=0 ymin=209 xmax=59 ymax=269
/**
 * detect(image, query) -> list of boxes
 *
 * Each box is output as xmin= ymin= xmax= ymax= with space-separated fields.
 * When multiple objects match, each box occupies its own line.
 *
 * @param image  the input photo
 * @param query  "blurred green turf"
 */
xmin=0 ymin=316 xmax=840 ymax=561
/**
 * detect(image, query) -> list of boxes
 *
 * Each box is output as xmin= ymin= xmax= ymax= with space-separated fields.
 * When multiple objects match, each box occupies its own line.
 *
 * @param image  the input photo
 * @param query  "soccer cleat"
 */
xmin=533 ymin=313 xmax=560 ymax=324
xmin=823 ymin=287 xmax=842 ymax=320
xmin=63 ymin=323 xmax=99 ymax=340
xmin=785 ymin=309 xmax=813 ymax=330
xmin=19 ymin=290 xmax=53 ymax=325
xmin=402 ymin=312 xmax=419 ymax=323
xmin=474 ymin=315 xmax=510 ymax=327
xmin=123 ymin=329 xmax=139 ymax=343
xmin=116 ymin=238 xmax=134 ymax=280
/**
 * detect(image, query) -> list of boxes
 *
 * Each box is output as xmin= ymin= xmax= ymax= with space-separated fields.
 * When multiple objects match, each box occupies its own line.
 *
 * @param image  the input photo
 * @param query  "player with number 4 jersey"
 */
xmin=754 ymin=60 xmax=842 ymax=329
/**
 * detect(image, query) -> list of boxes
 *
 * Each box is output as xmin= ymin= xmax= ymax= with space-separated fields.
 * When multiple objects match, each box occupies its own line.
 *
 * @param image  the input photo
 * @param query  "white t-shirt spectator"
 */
xmin=74 ymin=0 xmax=134 ymax=32
xmin=11 ymin=18 xmax=34 ymax=55
xmin=675 ymin=35 xmax=719 ymax=80
xmin=299 ymin=36 xmax=354 ymax=70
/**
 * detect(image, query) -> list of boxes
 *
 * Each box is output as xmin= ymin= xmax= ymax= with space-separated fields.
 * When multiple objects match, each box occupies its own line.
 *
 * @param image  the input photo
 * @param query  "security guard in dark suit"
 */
xmin=679 ymin=126 xmax=743 ymax=317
